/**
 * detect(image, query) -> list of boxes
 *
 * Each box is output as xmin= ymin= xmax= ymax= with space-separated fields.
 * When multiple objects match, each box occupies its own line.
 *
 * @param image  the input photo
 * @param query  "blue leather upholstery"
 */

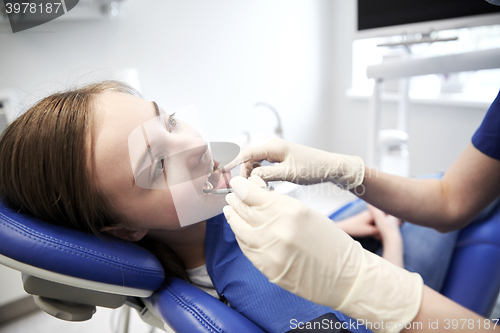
xmin=150 ymin=277 xmax=265 ymax=333
xmin=440 ymin=199 xmax=500 ymax=317
xmin=0 ymin=202 xmax=164 ymax=290
xmin=0 ymin=201 xmax=266 ymax=332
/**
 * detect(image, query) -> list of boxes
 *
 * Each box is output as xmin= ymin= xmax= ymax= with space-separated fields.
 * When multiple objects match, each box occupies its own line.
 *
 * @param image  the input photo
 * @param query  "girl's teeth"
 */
xmin=207 ymin=160 xmax=214 ymax=178
xmin=205 ymin=179 xmax=213 ymax=190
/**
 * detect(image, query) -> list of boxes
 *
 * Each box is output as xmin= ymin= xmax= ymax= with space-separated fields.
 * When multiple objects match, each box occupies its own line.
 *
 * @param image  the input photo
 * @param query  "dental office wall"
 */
xmin=328 ymin=1 xmax=490 ymax=175
xmin=0 ymin=0 xmax=334 ymax=310
xmin=0 ymin=0 xmax=493 ymax=314
xmin=0 ymin=0 xmax=333 ymax=148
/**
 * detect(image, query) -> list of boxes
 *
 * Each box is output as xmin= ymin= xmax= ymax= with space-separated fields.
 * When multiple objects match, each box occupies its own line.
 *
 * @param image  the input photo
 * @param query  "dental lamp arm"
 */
xmin=356 ymin=143 xmax=500 ymax=232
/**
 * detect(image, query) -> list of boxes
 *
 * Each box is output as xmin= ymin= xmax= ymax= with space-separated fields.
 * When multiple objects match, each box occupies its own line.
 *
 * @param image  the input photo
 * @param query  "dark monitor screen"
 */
xmin=358 ymin=0 xmax=500 ymax=31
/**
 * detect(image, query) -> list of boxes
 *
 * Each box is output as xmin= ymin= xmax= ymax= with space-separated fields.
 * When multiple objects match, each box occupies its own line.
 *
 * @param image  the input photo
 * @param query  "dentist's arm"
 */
xmin=357 ymin=143 xmax=500 ymax=232
xmin=224 ymin=138 xmax=365 ymax=189
xmin=226 ymin=139 xmax=500 ymax=232
xmin=404 ymin=285 xmax=500 ymax=333
xmin=224 ymin=177 xmax=500 ymax=333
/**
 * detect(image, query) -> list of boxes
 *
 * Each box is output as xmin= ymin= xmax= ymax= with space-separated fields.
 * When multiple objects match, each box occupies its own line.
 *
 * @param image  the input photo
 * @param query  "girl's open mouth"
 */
xmin=204 ymin=160 xmax=232 ymax=192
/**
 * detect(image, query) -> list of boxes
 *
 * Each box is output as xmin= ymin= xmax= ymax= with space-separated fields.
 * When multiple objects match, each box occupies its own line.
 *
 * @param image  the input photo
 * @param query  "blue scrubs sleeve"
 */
xmin=472 ymin=90 xmax=500 ymax=161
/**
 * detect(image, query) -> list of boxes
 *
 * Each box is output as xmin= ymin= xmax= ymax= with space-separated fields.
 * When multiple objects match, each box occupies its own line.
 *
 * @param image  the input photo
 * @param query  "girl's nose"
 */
xmin=167 ymin=135 xmax=209 ymax=174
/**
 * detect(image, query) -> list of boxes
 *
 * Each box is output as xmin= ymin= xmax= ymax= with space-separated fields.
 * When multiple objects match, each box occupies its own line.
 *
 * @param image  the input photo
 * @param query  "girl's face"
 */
xmin=91 ymin=92 xmax=228 ymax=238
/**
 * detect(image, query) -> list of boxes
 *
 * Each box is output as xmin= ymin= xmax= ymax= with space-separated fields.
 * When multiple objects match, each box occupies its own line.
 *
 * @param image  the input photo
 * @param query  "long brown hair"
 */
xmin=0 ymin=81 xmax=187 ymax=280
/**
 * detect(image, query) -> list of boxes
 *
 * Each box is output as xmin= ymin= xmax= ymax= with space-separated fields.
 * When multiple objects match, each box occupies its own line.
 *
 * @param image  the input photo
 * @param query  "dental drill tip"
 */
xmin=203 ymin=188 xmax=233 ymax=194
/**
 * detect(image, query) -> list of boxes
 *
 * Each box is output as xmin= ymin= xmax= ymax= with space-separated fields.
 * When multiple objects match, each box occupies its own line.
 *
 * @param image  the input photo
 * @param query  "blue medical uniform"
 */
xmin=473 ymin=90 xmax=500 ymax=323
xmin=472 ymin=90 xmax=500 ymax=161
xmin=205 ymin=213 xmax=372 ymax=333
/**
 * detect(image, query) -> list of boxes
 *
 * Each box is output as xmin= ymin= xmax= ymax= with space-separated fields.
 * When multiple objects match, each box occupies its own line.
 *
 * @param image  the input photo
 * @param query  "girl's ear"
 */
xmin=101 ymin=226 xmax=148 ymax=242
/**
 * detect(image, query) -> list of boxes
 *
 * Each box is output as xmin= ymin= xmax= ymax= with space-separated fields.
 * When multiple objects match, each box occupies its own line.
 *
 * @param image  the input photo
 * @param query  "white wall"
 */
xmin=328 ymin=0 xmax=489 ymax=175
xmin=0 ymin=0 xmax=335 ymax=305
xmin=0 ymin=0 xmax=493 ymax=307
xmin=0 ymin=0 xmax=334 ymax=149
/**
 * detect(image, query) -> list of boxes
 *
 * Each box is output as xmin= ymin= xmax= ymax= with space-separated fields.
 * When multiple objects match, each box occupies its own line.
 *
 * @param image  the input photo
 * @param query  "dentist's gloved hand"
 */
xmin=224 ymin=138 xmax=365 ymax=190
xmin=223 ymin=176 xmax=423 ymax=333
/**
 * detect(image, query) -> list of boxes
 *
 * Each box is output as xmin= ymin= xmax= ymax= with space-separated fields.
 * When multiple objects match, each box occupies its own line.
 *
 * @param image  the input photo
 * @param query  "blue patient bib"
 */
xmin=205 ymin=213 xmax=371 ymax=333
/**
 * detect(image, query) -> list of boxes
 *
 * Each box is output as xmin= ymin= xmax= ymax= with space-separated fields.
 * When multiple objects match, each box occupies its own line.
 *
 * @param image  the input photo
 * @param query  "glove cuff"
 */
xmin=326 ymin=154 xmax=365 ymax=190
xmin=347 ymin=156 xmax=365 ymax=190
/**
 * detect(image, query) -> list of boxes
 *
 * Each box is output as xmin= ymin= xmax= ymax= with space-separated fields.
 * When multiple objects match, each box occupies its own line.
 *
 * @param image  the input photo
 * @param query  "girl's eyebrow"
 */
xmin=152 ymin=101 xmax=160 ymax=116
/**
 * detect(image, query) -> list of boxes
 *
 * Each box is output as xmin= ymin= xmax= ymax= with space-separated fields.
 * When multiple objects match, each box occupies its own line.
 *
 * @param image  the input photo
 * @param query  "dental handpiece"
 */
xmin=203 ymin=185 xmax=274 ymax=194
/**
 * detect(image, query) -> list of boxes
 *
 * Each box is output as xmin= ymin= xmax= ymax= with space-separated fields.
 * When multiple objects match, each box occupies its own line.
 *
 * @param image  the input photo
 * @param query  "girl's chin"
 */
xmin=205 ymin=193 xmax=227 ymax=207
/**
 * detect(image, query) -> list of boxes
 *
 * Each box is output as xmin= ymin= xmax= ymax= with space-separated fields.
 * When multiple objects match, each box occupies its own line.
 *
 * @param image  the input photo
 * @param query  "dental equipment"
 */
xmin=253 ymin=102 xmax=283 ymax=138
xmin=203 ymin=185 xmax=274 ymax=194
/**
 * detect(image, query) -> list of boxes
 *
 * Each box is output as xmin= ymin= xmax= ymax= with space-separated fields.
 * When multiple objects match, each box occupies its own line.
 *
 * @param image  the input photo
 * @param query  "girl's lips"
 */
xmin=204 ymin=160 xmax=232 ymax=191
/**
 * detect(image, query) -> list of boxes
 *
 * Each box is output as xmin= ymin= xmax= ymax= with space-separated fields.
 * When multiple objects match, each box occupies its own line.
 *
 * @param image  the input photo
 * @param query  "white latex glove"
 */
xmin=223 ymin=176 xmax=423 ymax=333
xmin=224 ymin=138 xmax=365 ymax=190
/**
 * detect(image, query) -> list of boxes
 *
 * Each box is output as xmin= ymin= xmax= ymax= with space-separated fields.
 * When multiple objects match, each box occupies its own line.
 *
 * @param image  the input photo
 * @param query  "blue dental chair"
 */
xmin=0 ymin=201 xmax=264 ymax=332
xmin=440 ymin=197 xmax=500 ymax=316
xmin=1 ymin=192 xmax=500 ymax=333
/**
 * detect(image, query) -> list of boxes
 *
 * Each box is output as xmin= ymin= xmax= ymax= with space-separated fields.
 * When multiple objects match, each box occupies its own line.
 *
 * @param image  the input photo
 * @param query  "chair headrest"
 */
xmin=0 ymin=201 xmax=164 ymax=291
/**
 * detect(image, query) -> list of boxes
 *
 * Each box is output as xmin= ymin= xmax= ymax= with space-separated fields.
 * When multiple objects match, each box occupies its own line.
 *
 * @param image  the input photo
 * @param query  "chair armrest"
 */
xmin=149 ymin=277 xmax=265 ymax=333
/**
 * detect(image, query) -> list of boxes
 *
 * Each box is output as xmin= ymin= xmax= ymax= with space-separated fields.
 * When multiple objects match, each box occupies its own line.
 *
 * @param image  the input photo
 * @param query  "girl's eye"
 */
xmin=167 ymin=112 xmax=177 ymax=131
xmin=153 ymin=159 xmax=165 ymax=182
